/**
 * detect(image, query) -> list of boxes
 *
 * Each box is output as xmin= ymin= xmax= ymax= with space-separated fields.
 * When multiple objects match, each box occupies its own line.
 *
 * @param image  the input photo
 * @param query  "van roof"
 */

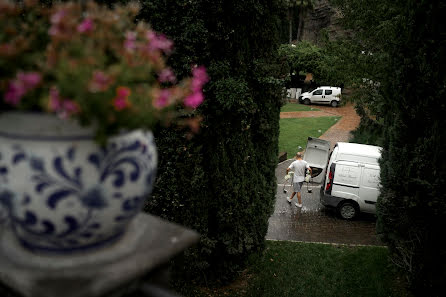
xmin=320 ymin=86 xmax=341 ymax=89
xmin=336 ymin=142 xmax=382 ymax=158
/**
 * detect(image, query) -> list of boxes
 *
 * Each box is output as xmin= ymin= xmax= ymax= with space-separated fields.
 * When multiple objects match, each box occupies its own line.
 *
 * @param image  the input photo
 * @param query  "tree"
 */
xmin=330 ymin=0 xmax=446 ymax=294
xmin=296 ymin=0 xmax=313 ymax=42
xmin=136 ymin=0 xmax=286 ymax=285
xmin=282 ymin=0 xmax=313 ymax=44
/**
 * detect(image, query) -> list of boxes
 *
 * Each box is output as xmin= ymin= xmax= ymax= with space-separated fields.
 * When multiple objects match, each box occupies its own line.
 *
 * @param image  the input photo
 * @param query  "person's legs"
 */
xmin=294 ymin=182 xmax=303 ymax=207
xmin=287 ymin=182 xmax=299 ymax=202
xmin=287 ymin=191 xmax=296 ymax=203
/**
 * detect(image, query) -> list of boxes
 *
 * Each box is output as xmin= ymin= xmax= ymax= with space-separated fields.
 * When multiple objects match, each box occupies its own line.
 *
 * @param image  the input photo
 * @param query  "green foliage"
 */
xmin=139 ymin=0 xmax=286 ymax=285
xmin=330 ymin=0 xmax=446 ymax=294
xmin=278 ymin=41 xmax=322 ymax=75
xmin=278 ymin=39 xmax=351 ymax=87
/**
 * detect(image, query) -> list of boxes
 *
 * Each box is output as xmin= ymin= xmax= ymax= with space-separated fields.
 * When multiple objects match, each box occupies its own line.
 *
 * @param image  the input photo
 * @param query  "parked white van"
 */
xmin=320 ymin=142 xmax=382 ymax=220
xmin=298 ymin=86 xmax=342 ymax=107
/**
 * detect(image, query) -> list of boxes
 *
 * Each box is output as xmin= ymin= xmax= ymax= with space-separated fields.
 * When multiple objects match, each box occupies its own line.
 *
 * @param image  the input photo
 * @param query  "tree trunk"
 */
xmin=296 ymin=7 xmax=305 ymax=42
xmin=288 ymin=9 xmax=293 ymax=44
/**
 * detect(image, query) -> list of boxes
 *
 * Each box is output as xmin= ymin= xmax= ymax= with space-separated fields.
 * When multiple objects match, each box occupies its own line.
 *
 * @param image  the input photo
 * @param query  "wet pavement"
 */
xmin=266 ymin=155 xmax=383 ymax=246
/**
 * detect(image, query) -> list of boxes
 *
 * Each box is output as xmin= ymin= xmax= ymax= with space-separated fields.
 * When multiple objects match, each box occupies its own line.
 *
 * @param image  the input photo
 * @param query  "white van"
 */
xmin=320 ymin=142 xmax=382 ymax=220
xmin=298 ymin=86 xmax=342 ymax=107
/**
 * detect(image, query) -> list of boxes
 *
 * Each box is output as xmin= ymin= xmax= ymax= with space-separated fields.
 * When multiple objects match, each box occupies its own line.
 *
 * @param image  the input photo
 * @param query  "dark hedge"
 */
xmin=333 ymin=0 xmax=446 ymax=294
xmin=376 ymin=1 xmax=446 ymax=294
xmin=328 ymin=0 xmax=446 ymax=293
xmin=138 ymin=0 xmax=286 ymax=284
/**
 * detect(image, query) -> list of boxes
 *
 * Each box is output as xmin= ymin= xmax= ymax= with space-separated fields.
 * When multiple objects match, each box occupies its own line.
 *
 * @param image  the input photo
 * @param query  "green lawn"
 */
xmin=281 ymin=103 xmax=319 ymax=112
xmin=175 ymin=241 xmax=408 ymax=297
xmin=279 ymin=117 xmax=340 ymax=157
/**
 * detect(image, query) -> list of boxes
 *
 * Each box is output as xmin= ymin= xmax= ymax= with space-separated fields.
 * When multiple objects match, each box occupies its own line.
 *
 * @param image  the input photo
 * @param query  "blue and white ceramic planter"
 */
xmin=0 ymin=112 xmax=157 ymax=253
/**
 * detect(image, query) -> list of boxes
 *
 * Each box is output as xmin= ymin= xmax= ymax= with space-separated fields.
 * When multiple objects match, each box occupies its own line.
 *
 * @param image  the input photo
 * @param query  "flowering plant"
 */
xmin=0 ymin=0 xmax=208 ymax=142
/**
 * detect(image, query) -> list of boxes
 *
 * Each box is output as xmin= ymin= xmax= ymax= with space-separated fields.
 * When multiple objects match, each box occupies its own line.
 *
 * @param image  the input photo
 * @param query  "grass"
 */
xmin=175 ymin=241 xmax=408 ymax=297
xmin=279 ymin=117 xmax=340 ymax=156
xmin=281 ymin=103 xmax=319 ymax=112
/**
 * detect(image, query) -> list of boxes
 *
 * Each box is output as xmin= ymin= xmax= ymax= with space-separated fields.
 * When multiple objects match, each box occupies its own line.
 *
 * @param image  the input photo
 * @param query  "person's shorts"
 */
xmin=293 ymin=182 xmax=303 ymax=192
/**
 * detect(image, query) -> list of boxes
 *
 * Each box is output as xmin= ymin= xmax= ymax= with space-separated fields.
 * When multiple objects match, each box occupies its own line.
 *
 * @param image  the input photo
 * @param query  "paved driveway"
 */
xmin=266 ymin=103 xmax=383 ymax=246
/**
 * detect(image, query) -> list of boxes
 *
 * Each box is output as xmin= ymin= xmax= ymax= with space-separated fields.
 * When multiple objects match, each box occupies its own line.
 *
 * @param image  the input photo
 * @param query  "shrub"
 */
xmin=331 ymin=0 xmax=446 ymax=294
xmin=140 ymin=0 xmax=286 ymax=284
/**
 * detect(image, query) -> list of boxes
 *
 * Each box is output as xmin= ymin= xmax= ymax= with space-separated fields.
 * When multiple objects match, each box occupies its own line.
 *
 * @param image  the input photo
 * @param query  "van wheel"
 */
xmin=303 ymin=99 xmax=310 ymax=105
xmin=330 ymin=100 xmax=338 ymax=107
xmin=338 ymin=201 xmax=358 ymax=220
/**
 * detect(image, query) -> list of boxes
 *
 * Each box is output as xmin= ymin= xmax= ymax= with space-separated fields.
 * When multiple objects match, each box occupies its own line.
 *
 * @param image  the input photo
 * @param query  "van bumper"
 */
xmin=320 ymin=188 xmax=344 ymax=208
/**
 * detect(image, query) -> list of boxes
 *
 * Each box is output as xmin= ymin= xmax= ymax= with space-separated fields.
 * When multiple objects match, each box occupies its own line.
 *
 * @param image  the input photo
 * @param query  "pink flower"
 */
xmin=48 ymin=87 xmax=62 ymax=111
xmin=4 ymin=71 xmax=42 ymax=106
xmin=50 ymin=8 xmax=67 ymax=24
xmin=158 ymin=68 xmax=176 ymax=83
xmin=49 ymin=8 xmax=67 ymax=36
xmin=4 ymin=81 xmax=26 ymax=106
xmin=182 ymin=66 xmax=207 ymax=109
xmin=112 ymin=87 xmax=131 ymax=111
xmin=88 ymin=71 xmax=113 ymax=92
xmin=191 ymin=66 xmax=209 ymax=92
xmin=124 ymin=31 xmax=137 ymax=52
xmin=17 ymin=72 xmax=42 ymax=90
xmin=116 ymin=86 xmax=131 ymax=98
xmin=154 ymin=89 xmax=171 ymax=109
xmin=61 ymin=100 xmax=80 ymax=117
xmin=113 ymin=97 xmax=130 ymax=111
xmin=184 ymin=91 xmax=204 ymax=109
xmin=145 ymin=30 xmax=173 ymax=54
xmin=77 ymin=18 xmax=94 ymax=33
xmin=48 ymin=87 xmax=80 ymax=119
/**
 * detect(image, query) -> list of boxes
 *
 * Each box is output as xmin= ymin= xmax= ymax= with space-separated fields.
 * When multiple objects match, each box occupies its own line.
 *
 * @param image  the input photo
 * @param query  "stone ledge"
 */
xmin=0 ymin=213 xmax=199 ymax=297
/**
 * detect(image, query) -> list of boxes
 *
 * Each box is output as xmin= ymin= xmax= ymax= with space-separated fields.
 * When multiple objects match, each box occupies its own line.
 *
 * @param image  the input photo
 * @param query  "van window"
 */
xmin=325 ymin=90 xmax=332 ymax=95
xmin=313 ymin=89 xmax=323 ymax=95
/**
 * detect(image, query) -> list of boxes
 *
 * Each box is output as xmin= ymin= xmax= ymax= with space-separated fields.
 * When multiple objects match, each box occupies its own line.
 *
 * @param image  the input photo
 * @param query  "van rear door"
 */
xmin=303 ymin=137 xmax=330 ymax=184
xmin=331 ymin=161 xmax=361 ymax=201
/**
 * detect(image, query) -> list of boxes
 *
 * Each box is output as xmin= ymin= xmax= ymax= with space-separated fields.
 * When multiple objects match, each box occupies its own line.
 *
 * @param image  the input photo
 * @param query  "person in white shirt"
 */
xmin=286 ymin=152 xmax=312 ymax=207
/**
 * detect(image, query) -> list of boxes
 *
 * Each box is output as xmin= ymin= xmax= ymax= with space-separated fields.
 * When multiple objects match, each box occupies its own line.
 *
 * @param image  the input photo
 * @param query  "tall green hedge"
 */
xmin=138 ymin=0 xmax=286 ymax=284
xmin=376 ymin=1 xmax=446 ymax=294
xmin=331 ymin=0 xmax=446 ymax=294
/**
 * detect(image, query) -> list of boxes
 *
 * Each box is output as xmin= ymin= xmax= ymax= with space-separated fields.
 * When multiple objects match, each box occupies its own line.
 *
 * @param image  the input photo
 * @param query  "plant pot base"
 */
xmin=0 ymin=213 xmax=200 ymax=297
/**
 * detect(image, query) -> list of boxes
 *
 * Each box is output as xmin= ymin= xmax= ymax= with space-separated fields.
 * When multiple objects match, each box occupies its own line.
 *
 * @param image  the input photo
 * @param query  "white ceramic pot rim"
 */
xmin=0 ymin=111 xmax=147 ymax=142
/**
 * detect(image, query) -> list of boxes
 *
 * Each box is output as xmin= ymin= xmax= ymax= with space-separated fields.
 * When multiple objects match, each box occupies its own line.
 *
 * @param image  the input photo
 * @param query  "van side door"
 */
xmin=331 ymin=161 xmax=361 ymax=201
xmin=323 ymin=89 xmax=333 ymax=103
xmin=358 ymin=164 xmax=380 ymax=213
xmin=311 ymin=88 xmax=323 ymax=103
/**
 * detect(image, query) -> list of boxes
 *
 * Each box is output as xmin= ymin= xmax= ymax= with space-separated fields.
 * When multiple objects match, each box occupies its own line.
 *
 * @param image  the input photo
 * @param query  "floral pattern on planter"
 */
xmin=0 ymin=114 xmax=157 ymax=253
